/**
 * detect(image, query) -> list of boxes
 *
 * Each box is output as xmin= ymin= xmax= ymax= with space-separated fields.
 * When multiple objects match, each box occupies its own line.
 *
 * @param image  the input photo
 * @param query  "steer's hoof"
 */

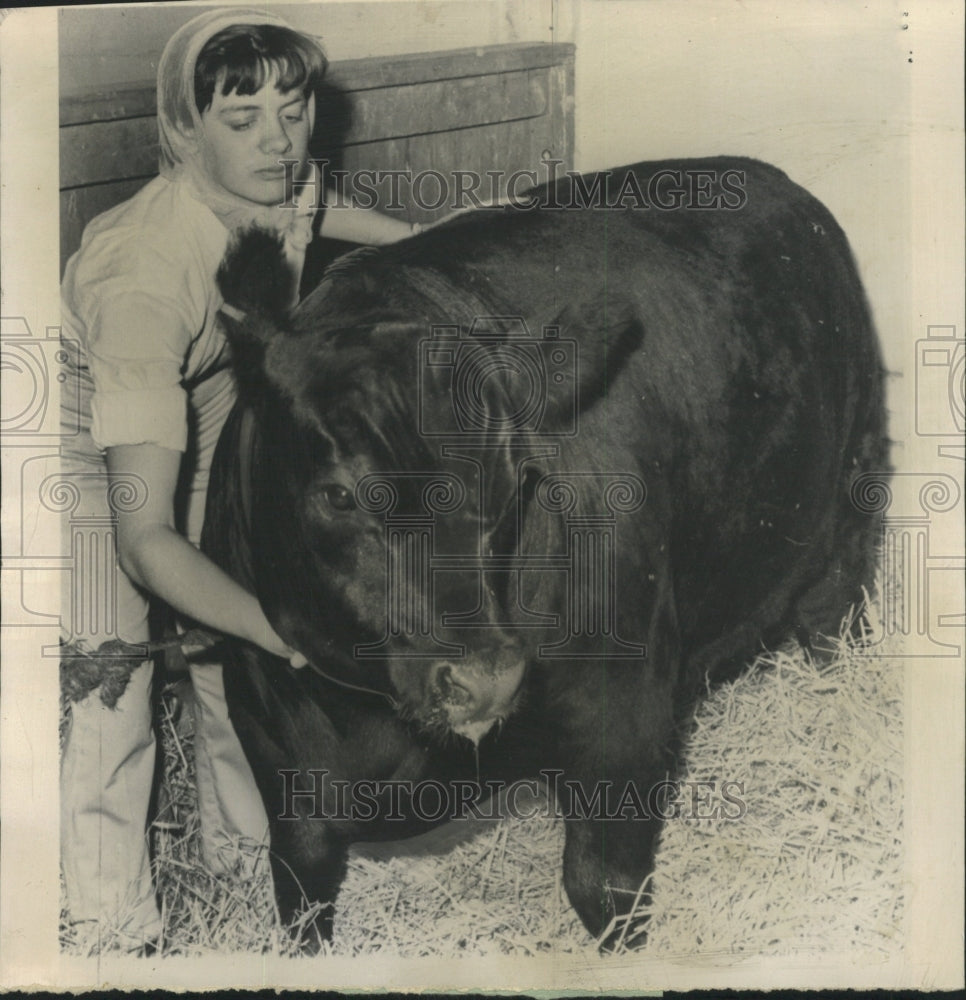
xmin=282 ymin=900 xmax=334 ymax=955
xmin=597 ymin=912 xmax=650 ymax=954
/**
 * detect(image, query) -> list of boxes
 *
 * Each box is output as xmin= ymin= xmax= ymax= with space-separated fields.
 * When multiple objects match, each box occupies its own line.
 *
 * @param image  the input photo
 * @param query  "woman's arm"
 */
xmin=107 ymin=442 xmax=306 ymax=667
xmin=319 ymin=199 xmax=420 ymax=244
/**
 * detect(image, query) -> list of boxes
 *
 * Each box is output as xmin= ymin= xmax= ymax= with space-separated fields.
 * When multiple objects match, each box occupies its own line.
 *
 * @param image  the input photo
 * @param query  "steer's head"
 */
xmin=217 ymin=227 xmax=643 ymax=743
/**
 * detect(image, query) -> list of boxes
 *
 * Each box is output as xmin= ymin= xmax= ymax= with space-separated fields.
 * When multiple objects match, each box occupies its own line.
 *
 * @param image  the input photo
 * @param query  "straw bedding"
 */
xmin=60 ymin=602 xmax=904 ymax=960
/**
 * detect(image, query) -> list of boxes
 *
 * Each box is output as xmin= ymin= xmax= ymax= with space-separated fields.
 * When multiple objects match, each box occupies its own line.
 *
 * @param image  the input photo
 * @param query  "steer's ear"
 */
xmin=218 ymin=226 xmax=295 ymax=320
xmin=540 ymin=294 xmax=645 ymax=430
xmin=217 ymin=227 xmax=294 ymax=403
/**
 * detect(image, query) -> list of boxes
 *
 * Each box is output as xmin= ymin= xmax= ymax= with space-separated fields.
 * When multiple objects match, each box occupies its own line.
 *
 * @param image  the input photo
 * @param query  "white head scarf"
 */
xmin=156 ymin=8 xmax=323 ymax=264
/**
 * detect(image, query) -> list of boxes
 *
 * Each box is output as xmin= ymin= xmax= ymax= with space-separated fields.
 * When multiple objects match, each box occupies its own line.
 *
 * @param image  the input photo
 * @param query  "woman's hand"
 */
xmin=250 ymin=614 xmax=309 ymax=669
xmin=318 ymin=197 xmax=421 ymax=245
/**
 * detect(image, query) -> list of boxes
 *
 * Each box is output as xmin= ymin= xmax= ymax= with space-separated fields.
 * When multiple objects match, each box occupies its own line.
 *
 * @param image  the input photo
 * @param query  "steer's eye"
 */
xmin=323 ymin=484 xmax=356 ymax=511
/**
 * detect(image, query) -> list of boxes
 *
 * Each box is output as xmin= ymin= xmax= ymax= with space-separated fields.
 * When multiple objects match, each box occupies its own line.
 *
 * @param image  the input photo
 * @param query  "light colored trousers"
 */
xmin=61 ymin=657 xmax=270 ymax=944
xmin=58 ymin=434 xmax=269 ymax=946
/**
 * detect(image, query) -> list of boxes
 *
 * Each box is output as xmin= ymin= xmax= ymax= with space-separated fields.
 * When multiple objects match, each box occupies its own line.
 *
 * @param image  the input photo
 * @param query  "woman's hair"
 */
xmin=194 ymin=23 xmax=327 ymax=113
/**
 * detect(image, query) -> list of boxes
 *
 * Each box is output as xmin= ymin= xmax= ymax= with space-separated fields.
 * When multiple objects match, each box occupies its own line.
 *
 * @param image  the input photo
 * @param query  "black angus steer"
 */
xmin=204 ymin=157 xmax=888 ymax=948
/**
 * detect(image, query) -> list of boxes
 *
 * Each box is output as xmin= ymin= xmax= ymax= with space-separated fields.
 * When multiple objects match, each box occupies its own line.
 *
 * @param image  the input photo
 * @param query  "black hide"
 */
xmin=203 ymin=157 xmax=888 ymax=947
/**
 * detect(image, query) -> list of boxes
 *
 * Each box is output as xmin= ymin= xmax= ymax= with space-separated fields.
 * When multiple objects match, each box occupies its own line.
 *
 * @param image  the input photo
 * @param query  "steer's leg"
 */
xmin=562 ymin=808 xmax=663 ymax=947
xmin=546 ymin=650 xmax=678 ymax=950
xmin=266 ymin=814 xmax=348 ymax=950
xmin=225 ymin=660 xmax=447 ymax=950
xmin=222 ymin=662 xmax=354 ymax=950
xmin=229 ymin=728 xmax=350 ymax=948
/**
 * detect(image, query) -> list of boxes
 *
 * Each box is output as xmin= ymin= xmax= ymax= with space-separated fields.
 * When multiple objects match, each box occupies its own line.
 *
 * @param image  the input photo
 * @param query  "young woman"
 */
xmin=60 ymin=8 xmax=414 ymax=949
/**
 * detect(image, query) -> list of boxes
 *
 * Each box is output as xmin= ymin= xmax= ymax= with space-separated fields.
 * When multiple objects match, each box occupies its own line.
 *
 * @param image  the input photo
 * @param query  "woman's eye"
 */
xmin=229 ymin=119 xmax=255 ymax=132
xmin=324 ymin=485 xmax=355 ymax=511
xmin=283 ymin=111 xmax=306 ymax=124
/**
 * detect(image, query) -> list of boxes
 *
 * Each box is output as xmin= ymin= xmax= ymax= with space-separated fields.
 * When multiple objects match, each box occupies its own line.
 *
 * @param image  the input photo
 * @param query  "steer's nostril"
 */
xmin=435 ymin=664 xmax=453 ymax=696
xmin=433 ymin=662 xmax=473 ymax=707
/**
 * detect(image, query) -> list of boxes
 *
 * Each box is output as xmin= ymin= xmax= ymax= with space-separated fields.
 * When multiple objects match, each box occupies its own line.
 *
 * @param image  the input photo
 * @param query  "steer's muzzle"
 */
xmin=391 ymin=647 xmax=527 ymax=745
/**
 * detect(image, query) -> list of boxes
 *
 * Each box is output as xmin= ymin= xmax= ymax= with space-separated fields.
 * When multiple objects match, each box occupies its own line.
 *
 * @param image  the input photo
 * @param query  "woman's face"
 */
xmin=198 ymin=70 xmax=312 ymax=206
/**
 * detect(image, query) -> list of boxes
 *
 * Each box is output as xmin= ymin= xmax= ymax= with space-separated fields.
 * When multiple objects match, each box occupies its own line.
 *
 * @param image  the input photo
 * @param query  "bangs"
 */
xmin=195 ymin=24 xmax=327 ymax=113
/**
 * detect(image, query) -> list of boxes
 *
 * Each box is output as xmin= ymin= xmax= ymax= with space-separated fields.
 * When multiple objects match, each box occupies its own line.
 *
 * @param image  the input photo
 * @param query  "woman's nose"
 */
xmin=260 ymin=118 xmax=292 ymax=155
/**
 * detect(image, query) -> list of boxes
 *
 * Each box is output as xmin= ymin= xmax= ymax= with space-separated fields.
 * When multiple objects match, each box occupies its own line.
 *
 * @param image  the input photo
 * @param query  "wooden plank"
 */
xmin=327 ymin=42 xmax=575 ymax=91
xmin=60 ymin=83 xmax=158 ymax=126
xmin=59 ymin=43 xmax=576 ymax=125
xmin=548 ymin=58 xmax=576 ymax=178
xmin=60 ymin=117 xmax=158 ymax=189
xmin=334 ymin=113 xmax=573 ymax=226
xmin=335 ymin=67 xmax=548 ymax=147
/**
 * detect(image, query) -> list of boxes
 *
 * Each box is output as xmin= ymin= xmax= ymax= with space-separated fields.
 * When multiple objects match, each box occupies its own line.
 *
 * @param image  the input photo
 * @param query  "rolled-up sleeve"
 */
xmin=91 ymin=386 xmax=188 ymax=452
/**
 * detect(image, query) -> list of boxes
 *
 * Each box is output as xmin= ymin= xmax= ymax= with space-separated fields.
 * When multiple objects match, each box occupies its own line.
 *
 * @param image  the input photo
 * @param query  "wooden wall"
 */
xmin=59 ymin=42 xmax=575 ymax=275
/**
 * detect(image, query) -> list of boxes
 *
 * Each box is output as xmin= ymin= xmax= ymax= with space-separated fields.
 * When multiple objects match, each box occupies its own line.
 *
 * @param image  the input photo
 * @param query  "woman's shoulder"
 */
xmin=66 ymin=176 xmax=229 ymax=300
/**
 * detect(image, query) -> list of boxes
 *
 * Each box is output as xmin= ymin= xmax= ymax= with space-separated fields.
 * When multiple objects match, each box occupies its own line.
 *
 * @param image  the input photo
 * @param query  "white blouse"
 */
xmin=61 ymin=174 xmax=239 ymax=544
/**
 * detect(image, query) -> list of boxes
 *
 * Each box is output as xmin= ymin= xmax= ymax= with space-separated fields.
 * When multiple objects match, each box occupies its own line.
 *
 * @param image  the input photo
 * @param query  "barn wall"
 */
xmin=58 ymin=1 xmax=576 ymax=93
xmin=574 ymin=1 xmax=912 ymax=350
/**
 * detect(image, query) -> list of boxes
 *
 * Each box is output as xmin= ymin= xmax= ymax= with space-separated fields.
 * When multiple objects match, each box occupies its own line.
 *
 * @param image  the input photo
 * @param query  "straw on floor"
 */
xmin=60 ymin=601 xmax=903 ymax=959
